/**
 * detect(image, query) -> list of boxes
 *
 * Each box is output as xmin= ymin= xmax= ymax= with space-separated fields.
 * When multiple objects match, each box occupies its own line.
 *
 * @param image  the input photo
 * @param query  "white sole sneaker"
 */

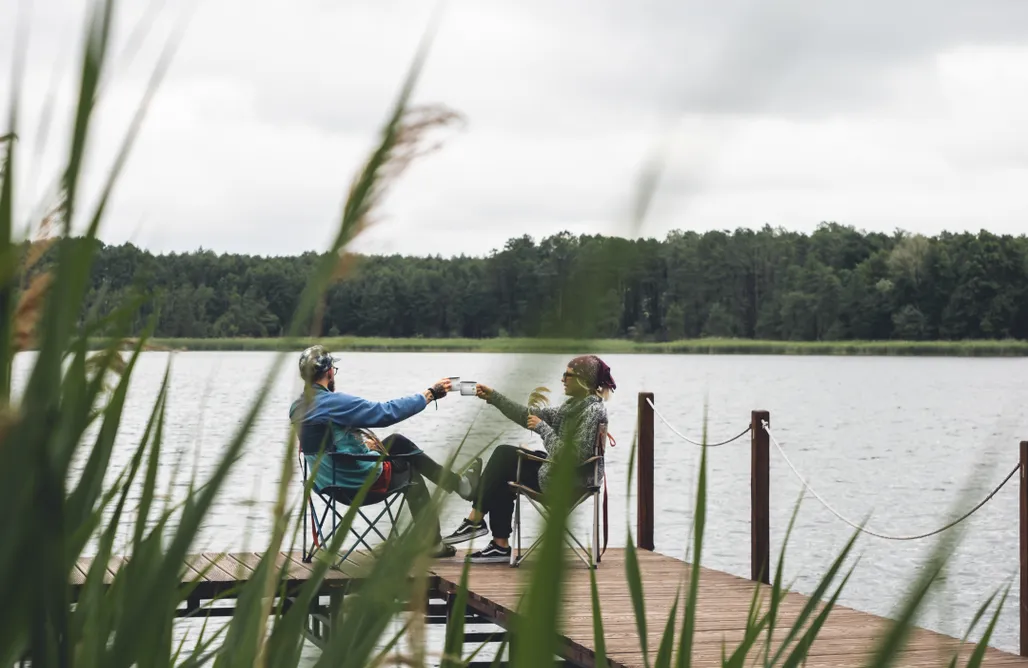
xmin=442 ymin=524 xmax=489 ymax=545
xmin=469 ymin=552 xmax=511 ymax=564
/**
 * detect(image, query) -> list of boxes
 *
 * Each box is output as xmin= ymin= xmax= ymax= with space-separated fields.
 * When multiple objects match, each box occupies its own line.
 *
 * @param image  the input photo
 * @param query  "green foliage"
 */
xmin=100 ymin=334 xmax=1028 ymax=357
xmin=19 ymin=224 xmax=1028 ymax=345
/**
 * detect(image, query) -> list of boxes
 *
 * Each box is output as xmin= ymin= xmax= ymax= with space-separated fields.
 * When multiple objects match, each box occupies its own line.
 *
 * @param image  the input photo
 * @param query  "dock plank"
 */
xmin=67 ymin=547 xmax=1028 ymax=667
xmin=429 ymin=549 xmax=1028 ymax=668
xmin=188 ymin=554 xmax=238 ymax=583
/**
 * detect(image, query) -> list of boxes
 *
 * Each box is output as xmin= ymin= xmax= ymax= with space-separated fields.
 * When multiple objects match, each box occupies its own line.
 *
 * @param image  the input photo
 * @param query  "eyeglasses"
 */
xmin=562 ymin=371 xmax=577 ymax=382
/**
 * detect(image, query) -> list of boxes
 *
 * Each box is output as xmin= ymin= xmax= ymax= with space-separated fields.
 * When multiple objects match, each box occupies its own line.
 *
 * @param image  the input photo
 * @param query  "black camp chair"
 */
xmin=299 ymin=430 xmax=418 ymax=568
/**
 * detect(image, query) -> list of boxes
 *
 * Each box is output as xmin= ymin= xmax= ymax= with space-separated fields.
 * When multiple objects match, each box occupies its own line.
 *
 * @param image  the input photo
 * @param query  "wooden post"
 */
xmin=1020 ymin=441 xmax=1027 ymax=656
xmin=751 ymin=410 xmax=770 ymax=585
xmin=638 ymin=392 xmax=655 ymax=551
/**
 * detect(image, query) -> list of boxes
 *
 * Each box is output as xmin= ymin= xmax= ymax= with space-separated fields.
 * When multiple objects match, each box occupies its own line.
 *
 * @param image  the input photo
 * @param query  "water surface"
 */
xmin=14 ymin=351 xmax=1028 ymax=657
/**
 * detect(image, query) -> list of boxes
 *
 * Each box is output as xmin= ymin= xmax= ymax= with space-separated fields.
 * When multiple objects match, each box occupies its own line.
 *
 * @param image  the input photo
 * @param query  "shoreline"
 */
xmin=78 ymin=336 xmax=1028 ymax=357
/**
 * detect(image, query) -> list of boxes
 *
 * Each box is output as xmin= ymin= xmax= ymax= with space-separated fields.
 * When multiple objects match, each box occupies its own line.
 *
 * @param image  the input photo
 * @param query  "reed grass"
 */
xmin=81 ymin=336 xmax=1028 ymax=357
xmin=0 ymin=2 xmax=1017 ymax=667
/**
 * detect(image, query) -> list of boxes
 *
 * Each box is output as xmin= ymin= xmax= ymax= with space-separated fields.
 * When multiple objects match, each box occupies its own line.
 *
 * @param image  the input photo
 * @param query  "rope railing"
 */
xmin=762 ymin=420 xmax=1019 ymax=541
xmin=646 ymin=398 xmax=751 ymax=447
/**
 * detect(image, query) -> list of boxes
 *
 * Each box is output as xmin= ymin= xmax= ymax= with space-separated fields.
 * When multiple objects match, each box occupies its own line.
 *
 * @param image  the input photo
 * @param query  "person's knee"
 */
xmin=491 ymin=444 xmax=520 ymax=463
xmin=383 ymin=433 xmax=415 ymax=453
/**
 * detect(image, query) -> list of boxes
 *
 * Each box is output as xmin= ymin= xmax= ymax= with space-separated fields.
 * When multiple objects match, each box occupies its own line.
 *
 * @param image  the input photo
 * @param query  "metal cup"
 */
xmin=459 ymin=381 xmax=477 ymax=396
xmin=447 ymin=377 xmax=460 ymax=392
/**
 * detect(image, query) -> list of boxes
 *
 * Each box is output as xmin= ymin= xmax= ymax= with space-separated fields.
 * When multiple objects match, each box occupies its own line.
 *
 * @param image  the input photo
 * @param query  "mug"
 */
xmin=459 ymin=381 xmax=477 ymax=396
xmin=447 ymin=376 xmax=460 ymax=392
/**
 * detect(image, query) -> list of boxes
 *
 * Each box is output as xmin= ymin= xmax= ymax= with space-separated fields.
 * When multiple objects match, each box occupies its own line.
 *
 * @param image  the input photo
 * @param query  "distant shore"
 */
xmin=80 ymin=336 xmax=1028 ymax=357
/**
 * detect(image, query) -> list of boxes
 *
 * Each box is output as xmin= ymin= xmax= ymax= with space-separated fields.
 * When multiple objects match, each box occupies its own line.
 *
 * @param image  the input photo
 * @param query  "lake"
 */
xmin=13 ymin=350 xmax=1028 ymax=657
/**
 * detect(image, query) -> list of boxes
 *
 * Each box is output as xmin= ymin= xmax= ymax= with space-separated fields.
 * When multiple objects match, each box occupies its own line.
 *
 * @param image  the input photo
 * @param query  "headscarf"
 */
xmin=568 ymin=355 xmax=616 ymax=392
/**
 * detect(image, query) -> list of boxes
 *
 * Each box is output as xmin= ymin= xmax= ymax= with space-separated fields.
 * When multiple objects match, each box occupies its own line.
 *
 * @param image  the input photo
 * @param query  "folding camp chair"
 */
xmin=299 ymin=430 xmax=419 ymax=569
xmin=508 ymin=421 xmax=611 ymax=569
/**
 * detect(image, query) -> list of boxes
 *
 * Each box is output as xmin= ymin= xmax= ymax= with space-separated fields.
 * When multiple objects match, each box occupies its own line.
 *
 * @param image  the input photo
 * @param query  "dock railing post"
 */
xmin=1020 ymin=441 xmax=1027 ymax=656
xmin=638 ymin=392 xmax=655 ymax=551
xmin=751 ymin=410 xmax=770 ymax=585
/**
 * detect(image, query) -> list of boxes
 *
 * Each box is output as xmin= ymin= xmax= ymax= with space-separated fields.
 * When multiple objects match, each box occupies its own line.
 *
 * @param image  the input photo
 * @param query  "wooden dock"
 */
xmin=432 ymin=549 xmax=1028 ymax=668
xmin=72 ymin=548 xmax=1028 ymax=667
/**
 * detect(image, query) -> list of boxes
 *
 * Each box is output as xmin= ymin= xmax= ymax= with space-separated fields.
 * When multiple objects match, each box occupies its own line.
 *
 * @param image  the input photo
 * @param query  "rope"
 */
xmin=762 ymin=421 xmax=1019 ymax=541
xmin=646 ymin=398 xmax=751 ymax=447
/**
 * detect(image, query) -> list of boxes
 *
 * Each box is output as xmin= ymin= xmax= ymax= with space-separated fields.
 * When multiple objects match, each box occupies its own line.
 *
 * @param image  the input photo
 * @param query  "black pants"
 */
xmin=368 ymin=434 xmax=462 ymax=543
xmin=473 ymin=444 xmax=542 ymax=540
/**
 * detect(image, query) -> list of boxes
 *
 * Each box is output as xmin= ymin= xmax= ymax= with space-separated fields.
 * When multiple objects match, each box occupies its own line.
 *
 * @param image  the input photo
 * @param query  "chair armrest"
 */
xmin=515 ymin=450 xmax=550 ymax=464
xmin=508 ymin=482 xmax=543 ymax=499
xmin=327 ymin=451 xmax=422 ymax=463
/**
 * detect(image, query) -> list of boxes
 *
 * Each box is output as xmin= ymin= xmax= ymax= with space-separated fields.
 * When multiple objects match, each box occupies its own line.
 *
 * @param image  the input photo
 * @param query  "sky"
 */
xmin=2 ymin=0 xmax=1028 ymax=259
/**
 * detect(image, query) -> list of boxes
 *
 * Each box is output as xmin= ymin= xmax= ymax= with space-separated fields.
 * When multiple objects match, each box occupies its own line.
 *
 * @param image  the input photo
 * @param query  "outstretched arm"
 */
xmin=485 ymin=388 xmax=560 ymax=426
xmin=320 ymin=392 xmax=427 ymax=428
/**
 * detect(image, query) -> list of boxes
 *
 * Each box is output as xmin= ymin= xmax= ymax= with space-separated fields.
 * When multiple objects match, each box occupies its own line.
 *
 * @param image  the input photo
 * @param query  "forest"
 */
xmin=23 ymin=223 xmax=1028 ymax=342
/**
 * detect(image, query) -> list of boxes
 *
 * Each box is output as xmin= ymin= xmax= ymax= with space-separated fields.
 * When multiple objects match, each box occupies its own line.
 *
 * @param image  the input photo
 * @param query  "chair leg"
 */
xmin=302 ymin=491 xmax=309 ymax=561
xmin=513 ymin=493 xmax=597 ymax=569
xmin=511 ymin=490 xmax=521 ymax=567
xmin=592 ymin=490 xmax=600 ymax=569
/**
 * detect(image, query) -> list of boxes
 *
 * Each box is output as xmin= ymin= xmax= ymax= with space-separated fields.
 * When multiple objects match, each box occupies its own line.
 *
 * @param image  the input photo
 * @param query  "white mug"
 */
xmin=459 ymin=381 xmax=477 ymax=396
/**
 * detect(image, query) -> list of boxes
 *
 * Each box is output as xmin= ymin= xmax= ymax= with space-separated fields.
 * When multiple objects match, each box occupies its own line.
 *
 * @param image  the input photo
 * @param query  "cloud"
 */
xmin=2 ymin=0 xmax=1028 ymax=258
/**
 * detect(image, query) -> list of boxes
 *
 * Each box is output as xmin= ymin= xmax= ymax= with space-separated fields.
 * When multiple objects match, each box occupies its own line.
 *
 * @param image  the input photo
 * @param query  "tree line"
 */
xmin=22 ymin=223 xmax=1028 ymax=342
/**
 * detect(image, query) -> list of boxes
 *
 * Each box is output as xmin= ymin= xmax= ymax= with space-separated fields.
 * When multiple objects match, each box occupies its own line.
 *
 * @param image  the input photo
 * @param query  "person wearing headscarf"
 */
xmin=442 ymin=355 xmax=616 ymax=563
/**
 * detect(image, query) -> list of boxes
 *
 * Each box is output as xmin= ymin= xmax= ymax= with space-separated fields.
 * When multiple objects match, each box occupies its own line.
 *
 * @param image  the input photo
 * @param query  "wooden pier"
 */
xmin=72 ymin=546 xmax=1028 ymax=667
xmin=433 ymin=549 xmax=1028 ymax=668
xmin=65 ymin=392 xmax=1028 ymax=666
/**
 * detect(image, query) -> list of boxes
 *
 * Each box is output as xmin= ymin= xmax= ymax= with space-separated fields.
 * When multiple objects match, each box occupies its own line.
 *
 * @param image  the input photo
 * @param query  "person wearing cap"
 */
xmin=442 ymin=355 xmax=616 ymax=563
xmin=289 ymin=345 xmax=481 ymax=559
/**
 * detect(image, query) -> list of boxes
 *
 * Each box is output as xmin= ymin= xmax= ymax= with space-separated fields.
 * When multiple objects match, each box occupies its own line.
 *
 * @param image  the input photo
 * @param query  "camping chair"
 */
xmin=299 ymin=429 xmax=418 ymax=568
xmin=508 ymin=421 xmax=611 ymax=569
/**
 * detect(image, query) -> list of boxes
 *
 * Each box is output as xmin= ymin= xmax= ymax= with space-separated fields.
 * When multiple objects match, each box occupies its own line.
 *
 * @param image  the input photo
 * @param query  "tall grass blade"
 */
xmin=0 ymin=1 xmax=28 ymax=403
xmin=654 ymin=590 xmax=679 ymax=668
xmin=441 ymin=556 xmax=473 ymax=668
xmin=780 ymin=563 xmax=856 ymax=667
xmin=0 ymin=131 xmax=15 ymax=402
xmin=960 ymin=582 xmax=1010 ymax=668
xmin=945 ymin=586 xmax=1001 ymax=668
xmin=65 ymin=327 xmax=151 ymax=527
xmin=624 ymin=533 xmax=650 ymax=667
xmin=722 ymin=564 xmax=769 ymax=668
xmin=861 ymin=508 xmax=965 ymax=667
xmin=675 ymin=419 xmax=707 ymax=668
xmin=764 ymin=492 xmax=804 ymax=664
xmin=63 ymin=0 xmax=115 ymax=232
xmin=766 ymin=524 xmax=861 ymax=666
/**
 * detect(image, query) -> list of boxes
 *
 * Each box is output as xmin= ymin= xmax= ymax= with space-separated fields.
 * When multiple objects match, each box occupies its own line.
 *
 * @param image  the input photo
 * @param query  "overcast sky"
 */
xmin=3 ymin=0 xmax=1028 ymax=258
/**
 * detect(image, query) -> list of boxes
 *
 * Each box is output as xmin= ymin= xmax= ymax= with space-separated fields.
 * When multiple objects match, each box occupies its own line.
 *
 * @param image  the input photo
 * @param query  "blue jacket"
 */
xmin=289 ymin=384 xmax=427 ymax=492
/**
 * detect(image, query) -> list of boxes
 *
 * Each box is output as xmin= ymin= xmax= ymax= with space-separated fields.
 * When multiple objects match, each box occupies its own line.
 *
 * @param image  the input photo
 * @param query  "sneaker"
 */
xmin=442 ymin=518 xmax=489 ymax=545
xmin=430 ymin=541 xmax=457 ymax=559
xmin=468 ymin=540 xmax=511 ymax=564
xmin=459 ymin=457 xmax=483 ymax=502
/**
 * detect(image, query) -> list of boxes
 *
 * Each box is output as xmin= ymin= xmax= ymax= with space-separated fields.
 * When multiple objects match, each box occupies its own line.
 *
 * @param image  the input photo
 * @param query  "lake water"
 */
xmin=13 ymin=350 xmax=1028 ymax=658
